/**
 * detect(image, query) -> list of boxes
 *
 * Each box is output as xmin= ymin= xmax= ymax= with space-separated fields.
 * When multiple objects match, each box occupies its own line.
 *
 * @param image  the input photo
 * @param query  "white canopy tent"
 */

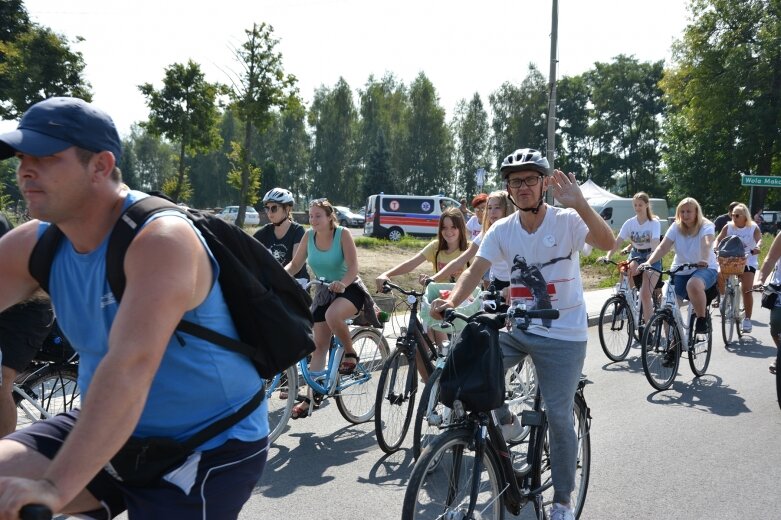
xmin=579 ymin=179 xmax=623 ymax=201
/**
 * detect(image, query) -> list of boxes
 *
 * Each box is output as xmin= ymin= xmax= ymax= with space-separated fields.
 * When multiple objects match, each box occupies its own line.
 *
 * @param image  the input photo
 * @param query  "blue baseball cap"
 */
xmin=0 ymin=97 xmax=122 ymax=163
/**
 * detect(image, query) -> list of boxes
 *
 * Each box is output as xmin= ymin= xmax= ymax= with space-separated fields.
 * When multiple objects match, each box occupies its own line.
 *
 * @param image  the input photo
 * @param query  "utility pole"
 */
xmin=546 ymin=0 xmax=559 ymax=203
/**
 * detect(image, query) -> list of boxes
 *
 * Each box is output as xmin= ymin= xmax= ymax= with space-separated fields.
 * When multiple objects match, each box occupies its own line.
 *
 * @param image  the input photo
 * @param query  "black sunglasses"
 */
xmin=264 ymin=205 xmax=281 ymax=214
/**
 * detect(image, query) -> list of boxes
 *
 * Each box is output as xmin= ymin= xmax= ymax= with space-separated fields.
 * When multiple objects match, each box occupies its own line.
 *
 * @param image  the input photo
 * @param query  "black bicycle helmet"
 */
xmin=262 ymin=187 xmax=294 ymax=206
xmin=500 ymin=148 xmax=550 ymax=179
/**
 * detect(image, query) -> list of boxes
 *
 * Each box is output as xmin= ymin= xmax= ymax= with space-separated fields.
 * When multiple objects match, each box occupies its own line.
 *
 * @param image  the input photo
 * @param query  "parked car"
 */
xmin=760 ymin=211 xmax=781 ymax=234
xmin=217 ymin=205 xmax=260 ymax=226
xmin=334 ymin=206 xmax=364 ymax=228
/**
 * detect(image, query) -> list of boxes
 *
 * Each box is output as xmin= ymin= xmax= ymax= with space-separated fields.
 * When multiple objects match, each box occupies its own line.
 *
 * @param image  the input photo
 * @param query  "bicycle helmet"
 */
xmin=499 ymin=148 xmax=550 ymax=179
xmin=262 ymin=188 xmax=294 ymax=206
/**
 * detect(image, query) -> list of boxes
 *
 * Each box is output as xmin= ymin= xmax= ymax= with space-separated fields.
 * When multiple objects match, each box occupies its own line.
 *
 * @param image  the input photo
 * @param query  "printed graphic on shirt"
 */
xmin=630 ymin=229 xmax=652 ymax=248
xmin=509 ymin=250 xmax=574 ymax=327
xmin=268 ymin=243 xmax=289 ymax=264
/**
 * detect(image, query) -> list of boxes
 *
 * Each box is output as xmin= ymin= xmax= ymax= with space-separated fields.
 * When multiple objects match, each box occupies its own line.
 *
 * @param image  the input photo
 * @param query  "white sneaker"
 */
xmin=549 ymin=502 xmax=575 ymax=520
xmin=742 ymin=318 xmax=752 ymax=333
xmin=500 ymin=413 xmax=523 ymax=442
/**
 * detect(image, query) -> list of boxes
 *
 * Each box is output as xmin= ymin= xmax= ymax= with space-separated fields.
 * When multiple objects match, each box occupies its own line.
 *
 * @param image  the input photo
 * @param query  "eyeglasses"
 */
xmin=310 ymin=197 xmax=329 ymax=207
xmin=264 ymin=205 xmax=281 ymax=214
xmin=730 ymin=213 xmax=744 ymax=218
xmin=506 ymin=176 xmax=542 ymax=188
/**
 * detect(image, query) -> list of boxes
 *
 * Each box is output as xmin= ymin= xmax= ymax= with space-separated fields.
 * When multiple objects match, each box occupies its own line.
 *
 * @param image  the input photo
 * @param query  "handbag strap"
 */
xmin=180 ymin=385 xmax=266 ymax=451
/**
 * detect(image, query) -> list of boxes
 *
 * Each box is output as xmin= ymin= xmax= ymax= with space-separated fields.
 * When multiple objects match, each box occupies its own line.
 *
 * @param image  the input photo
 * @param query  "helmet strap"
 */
xmin=507 ymin=191 xmax=545 ymax=215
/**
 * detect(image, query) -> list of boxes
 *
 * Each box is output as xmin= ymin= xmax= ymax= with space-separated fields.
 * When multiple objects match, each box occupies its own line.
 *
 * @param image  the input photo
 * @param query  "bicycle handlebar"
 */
xmin=381 ymin=280 xmax=424 ymax=298
xmin=20 ymin=505 xmax=52 ymax=520
xmin=638 ymin=263 xmax=701 ymax=275
xmin=443 ymin=306 xmax=560 ymax=328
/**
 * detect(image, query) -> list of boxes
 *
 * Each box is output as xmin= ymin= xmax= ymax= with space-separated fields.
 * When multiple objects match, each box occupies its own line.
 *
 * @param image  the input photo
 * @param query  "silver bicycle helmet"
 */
xmin=500 ymin=148 xmax=550 ymax=179
xmin=262 ymin=188 xmax=294 ymax=206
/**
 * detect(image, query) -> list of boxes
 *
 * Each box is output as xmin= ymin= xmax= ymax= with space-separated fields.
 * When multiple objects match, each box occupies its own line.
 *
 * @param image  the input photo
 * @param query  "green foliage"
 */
xmin=0 ymin=23 xmax=91 ymax=120
xmin=354 ymin=235 xmax=428 ymax=250
xmin=139 ymin=60 xmax=223 ymax=202
xmin=161 ymin=169 xmax=192 ymax=202
xmin=363 ymin=129 xmax=392 ymax=201
xmin=119 ymin=124 xmax=178 ymax=192
xmin=661 ymin=0 xmax=781 ymax=215
xmin=226 ymin=140 xmax=260 ymax=206
xmin=451 ymin=93 xmax=491 ymax=200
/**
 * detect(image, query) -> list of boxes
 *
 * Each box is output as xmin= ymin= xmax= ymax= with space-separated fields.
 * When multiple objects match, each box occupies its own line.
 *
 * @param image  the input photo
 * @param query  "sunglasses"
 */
xmin=730 ymin=213 xmax=744 ymax=218
xmin=264 ymin=205 xmax=281 ymax=214
xmin=309 ymin=197 xmax=329 ymax=207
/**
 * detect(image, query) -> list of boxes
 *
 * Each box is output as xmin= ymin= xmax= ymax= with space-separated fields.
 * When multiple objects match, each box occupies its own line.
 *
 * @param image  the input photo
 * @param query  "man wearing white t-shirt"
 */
xmin=430 ymin=148 xmax=613 ymax=520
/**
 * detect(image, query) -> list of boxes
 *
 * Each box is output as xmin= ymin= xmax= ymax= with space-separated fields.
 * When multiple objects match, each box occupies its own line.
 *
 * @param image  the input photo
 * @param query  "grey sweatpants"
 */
xmin=499 ymin=328 xmax=587 ymax=505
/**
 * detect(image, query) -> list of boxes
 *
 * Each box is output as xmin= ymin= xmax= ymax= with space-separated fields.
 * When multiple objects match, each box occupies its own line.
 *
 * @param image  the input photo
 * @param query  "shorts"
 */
xmin=673 ymin=268 xmax=718 ymax=300
xmin=6 ymin=410 xmax=268 ymax=519
xmin=0 ymin=300 xmax=53 ymax=372
xmin=312 ymin=282 xmax=366 ymax=323
xmin=769 ymin=306 xmax=781 ymax=339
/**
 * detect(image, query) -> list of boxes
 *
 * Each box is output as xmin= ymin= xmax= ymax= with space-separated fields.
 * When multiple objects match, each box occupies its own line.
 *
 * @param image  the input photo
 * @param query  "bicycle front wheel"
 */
xmin=336 ymin=328 xmax=390 ymax=424
xmin=265 ymin=366 xmax=297 ymax=444
xmin=689 ymin=315 xmax=712 ymax=376
xmin=641 ymin=312 xmax=680 ymax=391
xmin=375 ymin=347 xmax=416 ymax=454
xmin=597 ymin=296 xmax=633 ymax=361
xmin=412 ymin=367 xmax=444 ymax=460
xmin=721 ymin=288 xmax=737 ymax=346
xmin=15 ymin=365 xmax=79 ymax=429
xmin=401 ymin=428 xmax=504 ymax=520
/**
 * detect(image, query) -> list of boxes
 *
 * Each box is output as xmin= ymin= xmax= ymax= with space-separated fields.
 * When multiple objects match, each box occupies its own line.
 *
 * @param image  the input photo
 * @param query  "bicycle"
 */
xmin=596 ymin=259 xmax=656 ymax=361
xmin=401 ymin=306 xmax=591 ymax=520
xmin=412 ymin=283 xmax=538 ymax=461
xmin=373 ymin=280 xmax=442 ymax=454
xmin=639 ymin=264 xmax=717 ymax=391
xmin=717 ymin=254 xmax=747 ymax=346
xmin=13 ymin=323 xmax=80 ymax=429
xmin=264 ymin=278 xmax=390 ymax=443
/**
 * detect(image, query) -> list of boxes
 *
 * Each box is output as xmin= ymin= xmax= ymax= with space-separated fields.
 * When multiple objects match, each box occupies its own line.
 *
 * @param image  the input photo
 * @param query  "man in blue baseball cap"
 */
xmin=0 ymin=99 xmax=268 ymax=518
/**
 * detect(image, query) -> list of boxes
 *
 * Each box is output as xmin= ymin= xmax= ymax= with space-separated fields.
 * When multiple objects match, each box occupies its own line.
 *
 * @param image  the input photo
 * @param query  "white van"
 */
xmin=589 ymin=197 xmax=670 ymax=237
xmin=364 ymin=193 xmax=461 ymax=241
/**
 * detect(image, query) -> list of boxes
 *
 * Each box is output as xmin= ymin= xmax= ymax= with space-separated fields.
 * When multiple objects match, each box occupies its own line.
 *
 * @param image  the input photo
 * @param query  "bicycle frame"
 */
xmin=13 ymin=384 xmax=52 ymax=422
xmin=724 ymin=274 xmax=744 ymax=321
xmin=614 ymin=265 xmax=641 ymax=325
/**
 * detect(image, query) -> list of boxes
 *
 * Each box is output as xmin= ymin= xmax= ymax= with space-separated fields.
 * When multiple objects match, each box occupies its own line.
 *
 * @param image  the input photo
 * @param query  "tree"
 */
xmin=451 ymin=93 xmax=490 ymax=199
xmin=661 ymin=0 xmax=781 ymax=215
xmin=0 ymin=25 xmax=91 ymax=120
xmin=0 ymin=0 xmax=30 ymax=43
xmin=363 ymin=129 xmax=393 ymax=199
xmin=139 ymin=60 xmax=223 ymax=202
xmin=399 ymin=72 xmax=452 ymax=196
xmin=308 ymin=78 xmax=359 ymax=204
xmin=228 ymin=22 xmax=296 ymax=225
xmin=119 ymin=124 xmax=178 ymax=193
xmin=489 ymin=65 xmax=548 ymax=170
xmin=555 ymin=74 xmax=595 ymax=177
xmin=586 ymin=55 xmax=665 ymax=196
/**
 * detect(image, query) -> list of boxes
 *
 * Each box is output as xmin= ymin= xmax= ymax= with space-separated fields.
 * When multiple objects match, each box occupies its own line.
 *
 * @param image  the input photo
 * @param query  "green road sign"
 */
xmin=741 ymin=175 xmax=781 ymax=187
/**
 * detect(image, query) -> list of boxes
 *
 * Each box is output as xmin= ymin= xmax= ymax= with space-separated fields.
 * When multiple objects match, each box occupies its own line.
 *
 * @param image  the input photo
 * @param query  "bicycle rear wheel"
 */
xmin=265 ymin=366 xmax=297 ymax=444
xmin=375 ymin=347 xmax=416 ymax=454
xmin=15 ymin=365 xmax=79 ymax=429
xmin=597 ymin=296 xmax=633 ymax=361
xmin=689 ymin=314 xmax=712 ymax=376
xmin=641 ymin=312 xmax=680 ymax=391
xmin=537 ymin=393 xmax=591 ymax=518
xmin=401 ymin=428 xmax=504 ymax=520
xmin=412 ymin=367 xmax=444 ymax=460
xmin=336 ymin=328 xmax=390 ymax=424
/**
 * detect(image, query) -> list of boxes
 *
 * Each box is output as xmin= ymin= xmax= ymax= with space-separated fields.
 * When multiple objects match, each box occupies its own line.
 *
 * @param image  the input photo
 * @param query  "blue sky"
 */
xmin=12 ymin=0 xmax=691 ymax=136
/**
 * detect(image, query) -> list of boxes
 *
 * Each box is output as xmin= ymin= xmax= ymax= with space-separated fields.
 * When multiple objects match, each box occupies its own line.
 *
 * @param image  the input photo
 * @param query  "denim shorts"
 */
xmin=628 ymin=249 xmax=662 ymax=272
xmin=673 ymin=268 xmax=718 ymax=300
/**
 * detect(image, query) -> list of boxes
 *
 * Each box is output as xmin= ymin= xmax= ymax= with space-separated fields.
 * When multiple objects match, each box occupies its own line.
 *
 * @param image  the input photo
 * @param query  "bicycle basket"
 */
xmin=717 ymin=256 xmax=746 ymax=276
xmin=421 ymin=282 xmax=482 ymax=334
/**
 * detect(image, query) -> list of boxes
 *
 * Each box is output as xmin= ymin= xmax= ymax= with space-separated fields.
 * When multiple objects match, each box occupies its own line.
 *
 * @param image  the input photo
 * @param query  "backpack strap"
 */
xmin=29 ymin=224 xmax=65 ymax=293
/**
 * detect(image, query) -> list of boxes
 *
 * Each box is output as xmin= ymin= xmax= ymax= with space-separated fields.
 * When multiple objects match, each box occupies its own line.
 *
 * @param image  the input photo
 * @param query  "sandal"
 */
xmin=339 ymin=353 xmax=360 ymax=375
xmin=291 ymin=398 xmax=311 ymax=419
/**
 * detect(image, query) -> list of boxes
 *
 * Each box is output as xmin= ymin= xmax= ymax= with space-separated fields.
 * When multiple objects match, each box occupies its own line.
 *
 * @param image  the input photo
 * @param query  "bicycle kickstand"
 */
xmin=533 ymin=493 xmax=546 ymax=520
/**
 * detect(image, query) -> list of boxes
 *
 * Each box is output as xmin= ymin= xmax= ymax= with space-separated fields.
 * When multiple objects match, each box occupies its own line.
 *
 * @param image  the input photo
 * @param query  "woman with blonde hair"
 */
xmin=714 ymin=202 xmax=761 ymax=332
xmin=641 ymin=197 xmax=718 ymax=335
xmin=428 ymin=190 xmax=514 ymax=289
xmin=598 ymin=192 xmax=662 ymax=334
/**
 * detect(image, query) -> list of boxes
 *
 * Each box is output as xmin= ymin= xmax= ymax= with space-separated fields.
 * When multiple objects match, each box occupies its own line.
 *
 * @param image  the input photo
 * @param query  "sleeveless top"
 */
xmin=307 ymin=226 xmax=348 ymax=281
xmin=41 ymin=191 xmax=267 ymax=448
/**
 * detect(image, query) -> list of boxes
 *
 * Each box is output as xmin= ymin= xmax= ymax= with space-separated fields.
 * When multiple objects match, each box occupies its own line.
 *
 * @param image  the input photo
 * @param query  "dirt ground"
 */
xmin=355 ymin=244 xmax=603 ymax=292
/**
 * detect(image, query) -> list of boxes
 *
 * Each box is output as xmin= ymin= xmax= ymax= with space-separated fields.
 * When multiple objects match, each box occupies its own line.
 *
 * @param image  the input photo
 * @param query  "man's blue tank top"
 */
xmin=41 ymin=191 xmax=267 ymax=448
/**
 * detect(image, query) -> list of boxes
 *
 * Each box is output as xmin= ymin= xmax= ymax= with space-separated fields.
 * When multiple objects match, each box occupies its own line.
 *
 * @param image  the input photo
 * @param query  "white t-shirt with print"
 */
xmin=664 ymin=221 xmax=718 ymax=274
xmin=466 ymin=215 xmax=482 ymax=240
xmin=473 ymin=232 xmax=510 ymax=282
xmin=618 ymin=216 xmax=661 ymax=250
xmin=477 ymin=207 xmax=589 ymax=341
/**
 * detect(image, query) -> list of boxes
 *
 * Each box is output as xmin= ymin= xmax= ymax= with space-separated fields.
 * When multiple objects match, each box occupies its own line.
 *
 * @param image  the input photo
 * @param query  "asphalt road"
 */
xmin=239 ymin=292 xmax=781 ymax=520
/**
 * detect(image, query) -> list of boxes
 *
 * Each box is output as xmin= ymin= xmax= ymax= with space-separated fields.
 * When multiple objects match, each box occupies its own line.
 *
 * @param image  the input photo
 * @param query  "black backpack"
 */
xmin=28 ymin=194 xmax=316 ymax=379
xmin=439 ymin=313 xmax=506 ymax=413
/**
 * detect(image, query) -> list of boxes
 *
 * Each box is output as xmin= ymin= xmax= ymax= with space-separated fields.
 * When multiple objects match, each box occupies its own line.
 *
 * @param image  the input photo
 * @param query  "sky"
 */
xmin=9 ymin=0 xmax=693 ymax=137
